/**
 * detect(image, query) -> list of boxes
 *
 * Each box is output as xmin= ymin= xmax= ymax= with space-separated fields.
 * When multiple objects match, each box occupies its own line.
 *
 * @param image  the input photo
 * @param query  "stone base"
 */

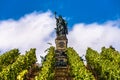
xmin=55 ymin=36 xmax=68 ymax=51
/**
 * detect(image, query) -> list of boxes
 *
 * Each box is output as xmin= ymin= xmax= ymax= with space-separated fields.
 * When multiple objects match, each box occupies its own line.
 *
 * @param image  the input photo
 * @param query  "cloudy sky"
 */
xmin=0 ymin=0 xmax=120 ymax=62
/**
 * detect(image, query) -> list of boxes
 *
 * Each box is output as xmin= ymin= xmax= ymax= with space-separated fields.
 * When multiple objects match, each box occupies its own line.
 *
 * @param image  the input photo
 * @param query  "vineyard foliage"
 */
xmin=0 ymin=46 xmax=120 ymax=80
xmin=67 ymin=47 xmax=95 ymax=80
xmin=17 ymin=69 xmax=28 ymax=80
xmin=86 ymin=47 xmax=120 ymax=80
xmin=0 ymin=48 xmax=37 ymax=80
xmin=35 ymin=46 xmax=55 ymax=80
xmin=0 ymin=49 xmax=20 ymax=72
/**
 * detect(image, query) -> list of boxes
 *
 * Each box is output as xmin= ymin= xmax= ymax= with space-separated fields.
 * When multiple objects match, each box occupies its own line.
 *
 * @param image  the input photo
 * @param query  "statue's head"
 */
xmin=59 ymin=15 xmax=62 ymax=19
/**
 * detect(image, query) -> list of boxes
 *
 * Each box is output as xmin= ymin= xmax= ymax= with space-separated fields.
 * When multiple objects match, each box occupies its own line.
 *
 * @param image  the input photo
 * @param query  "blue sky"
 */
xmin=0 ymin=0 xmax=120 ymax=26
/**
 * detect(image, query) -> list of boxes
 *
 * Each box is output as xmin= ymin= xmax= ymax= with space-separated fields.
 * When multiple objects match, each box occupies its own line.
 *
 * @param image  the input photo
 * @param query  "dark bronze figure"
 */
xmin=54 ymin=12 xmax=68 ymax=36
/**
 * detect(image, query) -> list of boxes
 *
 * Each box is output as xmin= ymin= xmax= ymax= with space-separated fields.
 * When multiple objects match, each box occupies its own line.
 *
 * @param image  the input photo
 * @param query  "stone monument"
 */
xmin=54 ymin=12 xmax=68 ymax=51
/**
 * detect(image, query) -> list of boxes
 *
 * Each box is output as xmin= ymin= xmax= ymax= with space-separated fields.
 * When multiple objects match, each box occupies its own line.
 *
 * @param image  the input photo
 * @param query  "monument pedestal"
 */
xmin=55 ymin=36 xmax=68 ymax=51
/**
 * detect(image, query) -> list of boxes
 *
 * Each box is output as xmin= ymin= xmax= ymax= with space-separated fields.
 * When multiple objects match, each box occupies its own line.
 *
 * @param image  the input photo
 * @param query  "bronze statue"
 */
xmin=55 ymin=12 xmax=68 ymax=36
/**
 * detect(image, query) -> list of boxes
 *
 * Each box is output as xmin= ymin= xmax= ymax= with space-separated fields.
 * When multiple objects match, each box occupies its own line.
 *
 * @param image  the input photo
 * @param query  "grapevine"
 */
xmin=35 ymin=46 xmax=55 ymax=80
xmin=67 ymin=47 xmax=95 ymax=80
xmin=0 ymin=49 xmax=20 ymax=72
xmin=0 ymin=48 xmax=37 ymax=80
xmin=86 ymin=47 xmax=120 ymax=80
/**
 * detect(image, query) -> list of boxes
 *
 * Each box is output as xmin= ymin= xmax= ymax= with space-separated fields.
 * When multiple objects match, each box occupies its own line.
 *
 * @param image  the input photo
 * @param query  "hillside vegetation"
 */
xmin=0 ymin=46 xmax=120 ymax=80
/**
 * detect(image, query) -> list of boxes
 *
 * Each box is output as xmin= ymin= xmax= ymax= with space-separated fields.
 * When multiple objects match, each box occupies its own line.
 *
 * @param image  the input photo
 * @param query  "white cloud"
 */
xmin=0 ymin=11 xmax=120 ymax=63
xmin=68 ymin=20 xmax=120 ymax=57
xmin=0 ymin=11 xmax=56 ymax=62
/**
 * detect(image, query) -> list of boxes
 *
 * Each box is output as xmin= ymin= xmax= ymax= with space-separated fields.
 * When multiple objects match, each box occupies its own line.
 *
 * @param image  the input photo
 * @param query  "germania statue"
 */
xmin=54 ymin=12 xmax=68 ymax=37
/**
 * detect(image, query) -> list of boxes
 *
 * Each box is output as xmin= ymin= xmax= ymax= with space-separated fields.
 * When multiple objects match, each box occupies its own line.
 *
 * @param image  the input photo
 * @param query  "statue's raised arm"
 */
xmin=54 ymin=12 xmax=57 ymax=19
